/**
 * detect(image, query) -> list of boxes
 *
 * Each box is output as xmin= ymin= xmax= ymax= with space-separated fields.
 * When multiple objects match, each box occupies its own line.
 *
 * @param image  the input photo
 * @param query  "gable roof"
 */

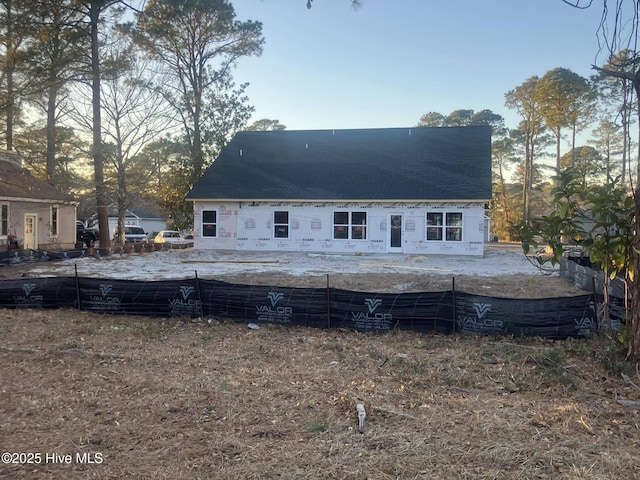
xmin=186 ymin=126 xmax=491 ymax=202
xmin=0 ymin=152 xmax=72 ymax=203
xmin=105 ymin=196 xmax=167 ymax=219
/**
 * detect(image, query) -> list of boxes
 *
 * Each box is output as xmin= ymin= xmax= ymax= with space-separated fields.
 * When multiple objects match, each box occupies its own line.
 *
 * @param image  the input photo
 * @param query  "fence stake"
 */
xmin=74 ymin=263 xmax=81 ymax=310
xmin=452 ymin=277 xmax=456 ymax=333
xmin=326 ymin=273 xmax=331 ymax=329
xmin=195 ymin=270 xmax=204 ymax=318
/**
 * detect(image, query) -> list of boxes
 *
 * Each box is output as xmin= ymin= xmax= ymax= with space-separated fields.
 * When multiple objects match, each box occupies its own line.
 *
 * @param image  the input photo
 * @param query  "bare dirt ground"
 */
xmin=1 ymin=309 xmax=639 ymax=479
xmin=211 ymin=271 xmax=584 ymax=298
xmin=2 ymin=247 xmax=636 ymax=479
xmin=0 ymin=244 xmax=583 ymax=298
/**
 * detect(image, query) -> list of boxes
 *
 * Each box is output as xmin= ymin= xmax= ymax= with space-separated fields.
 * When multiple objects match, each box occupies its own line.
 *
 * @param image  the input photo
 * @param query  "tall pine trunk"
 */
xmin=628 ymin=74 xmax=640 ymax=362
xmin=90 ymin=1 xmax=110 ymax=251
xmin=46 ymin=83 xmax=58 ymax=179
xmin=630 ymin=190 xmax=640 ymax=360
xmin=4 ymin=0 xmax=14 ymax=150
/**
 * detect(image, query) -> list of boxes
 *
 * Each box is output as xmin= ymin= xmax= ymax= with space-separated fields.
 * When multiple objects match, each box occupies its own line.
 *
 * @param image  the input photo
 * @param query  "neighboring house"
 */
xmin=186 ymin=126 xmax=492 ymax=255
xmin=0 ymin=150 xmax=77 ymax=250
xmin=105 ymin=199 xmax=168 ymax=240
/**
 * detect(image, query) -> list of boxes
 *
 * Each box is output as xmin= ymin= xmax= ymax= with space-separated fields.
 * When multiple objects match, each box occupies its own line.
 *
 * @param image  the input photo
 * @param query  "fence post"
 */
xmin=326 ymin=273 xmax=331 ymax=329
xmin=195 ymin=270 xmax=204 ymax=318
xmin=451 ymin=277 xmax=456 ymax=333
xmin=74 ymin=264 xmax=81 ymax=311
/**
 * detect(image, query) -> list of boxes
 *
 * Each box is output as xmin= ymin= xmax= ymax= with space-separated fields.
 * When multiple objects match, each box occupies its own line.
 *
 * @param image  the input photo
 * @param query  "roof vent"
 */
xmin=239 ymin=149 xmax=243 ymax=156
xmin=305 ymin=143 xmax=308 ymax=149
xmin=408 ymin=129 xmax=412 ymax=136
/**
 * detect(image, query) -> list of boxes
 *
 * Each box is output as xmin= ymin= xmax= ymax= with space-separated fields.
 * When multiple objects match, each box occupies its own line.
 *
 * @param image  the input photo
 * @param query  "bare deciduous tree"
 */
xmin=564 ymin=0 xmax=640 ymax=361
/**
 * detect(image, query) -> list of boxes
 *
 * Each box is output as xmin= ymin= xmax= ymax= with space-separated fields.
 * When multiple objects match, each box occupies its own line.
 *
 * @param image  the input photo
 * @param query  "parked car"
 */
xmin=153 ymin=230 xmax=189 ymax=247
xmin=76 ymin=220 xmax=99 ymax=248
xmin=112 ymin=225 xmax=148 ymax=244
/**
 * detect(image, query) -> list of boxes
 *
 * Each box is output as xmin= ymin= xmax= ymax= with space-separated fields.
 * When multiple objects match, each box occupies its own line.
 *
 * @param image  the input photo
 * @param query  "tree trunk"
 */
xmin=522 ymin=132 xmax=531 ymax=224
xmin=117 ymin=189 xmax=125 ymax=245
xmin=90 ymin=1 xmax=110 ymax=253
xmin=555 ymin=127 xmax=561 ymax=177
xmin=117 ymin=152 xmax=126 ymax=244
xmin=525 ymin=135 xmax=536 ymax=225
xmin=496 ymin=159 xmax=512 ymax=236
xmin=621 ymin=83 xmax=630 ymax=188
xmin=629 ymin=189 xmax=640 ymax=361
xmin=191 ymin=87 xmax=204 ymax=183
xmin=628 ymin=72 xmax=640 ymax=362
xmin=571 ymin=122 xmax=577 ymax=167
xmin=46 ymin=83 xmax=58 ymax=179
xmin=6 ymin=65 xmax=14 ymax=150
xmin=5 ymin=0 xmax=14 ymax=150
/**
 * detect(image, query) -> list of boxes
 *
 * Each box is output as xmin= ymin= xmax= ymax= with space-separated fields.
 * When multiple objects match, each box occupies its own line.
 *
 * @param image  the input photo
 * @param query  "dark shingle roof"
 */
xmin=105 ymin=196 xmax=165 ymax=219
xmin=0 ymin=157 xmax=71 ymax=202
xmin=186 ymin=126 xmax=491 ymax=201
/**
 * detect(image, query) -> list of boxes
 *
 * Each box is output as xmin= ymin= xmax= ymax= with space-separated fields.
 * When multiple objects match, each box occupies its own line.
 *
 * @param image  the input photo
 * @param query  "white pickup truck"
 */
xmin=112 ymin=225 xmax=148 ymax=244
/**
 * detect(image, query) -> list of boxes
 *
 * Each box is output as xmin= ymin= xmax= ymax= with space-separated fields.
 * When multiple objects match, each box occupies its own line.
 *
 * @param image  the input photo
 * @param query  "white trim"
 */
xmin=189 ymin=198 xmax=490 ymax=204
xmin=201 ymin=208 xmax=218 ymax=238
xmin=0 ymin=196 xmax=77 ymax=205
xmin=50 ymin=204 xmax=59 ymax=238
xmin=0 ymin=202 xmax=8 ymax=237
xmin=23 ymin=213 xmax=37 ymax=249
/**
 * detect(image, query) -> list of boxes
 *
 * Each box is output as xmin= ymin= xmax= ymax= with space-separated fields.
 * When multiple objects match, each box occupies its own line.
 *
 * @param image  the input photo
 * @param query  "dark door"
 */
xmin=388 ymin=214 xmax=403 ymax=252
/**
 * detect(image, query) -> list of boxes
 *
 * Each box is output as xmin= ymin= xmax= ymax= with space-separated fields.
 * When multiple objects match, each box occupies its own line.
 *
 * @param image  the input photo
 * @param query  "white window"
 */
xmin=202 ymin=210 xmax=217 ymax=237
xmin=51 ymin=205 xmax=59 ymax=237
xmin=333 ymin=211 xmax=367 ymax=240
xmin=274 ymin=211 xmax=289 ymax=238
xmin=1 ymin=203 xmax=8 ymax=236
xmin=427 ymin=212 xmax=462 ymax=241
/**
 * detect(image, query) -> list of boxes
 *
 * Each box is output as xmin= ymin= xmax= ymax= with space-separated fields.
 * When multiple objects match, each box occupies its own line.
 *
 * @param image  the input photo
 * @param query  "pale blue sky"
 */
xmin=231 ymin=0 xmax=608 ymax=132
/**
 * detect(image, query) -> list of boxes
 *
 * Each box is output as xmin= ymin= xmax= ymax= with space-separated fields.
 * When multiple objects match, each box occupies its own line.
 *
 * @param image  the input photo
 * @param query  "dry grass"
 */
xmin=1 ymin=308 xmax=639 ymax=479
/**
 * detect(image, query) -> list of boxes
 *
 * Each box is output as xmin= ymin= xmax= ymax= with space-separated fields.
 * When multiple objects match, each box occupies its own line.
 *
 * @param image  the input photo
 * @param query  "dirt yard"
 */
xmin=1 ymin=306 xmax=639 ymax=479
xmin=0 ymin=245 xmax=583 ymax=298
xmin=210 ymin=271 xmax=585 ymax=298
xmin=1 ymin=249 xmax=637 ymax=479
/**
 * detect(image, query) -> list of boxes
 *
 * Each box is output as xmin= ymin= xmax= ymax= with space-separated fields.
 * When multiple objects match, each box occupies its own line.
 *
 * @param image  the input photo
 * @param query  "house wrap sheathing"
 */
xmin=187 ymin=126 xmax=491 ymax=255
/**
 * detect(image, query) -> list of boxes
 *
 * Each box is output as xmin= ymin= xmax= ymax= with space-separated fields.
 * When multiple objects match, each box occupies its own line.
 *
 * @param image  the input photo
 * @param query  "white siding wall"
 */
xmin=0 ymin=201 xmax=76 ymax=250
xmin=193 ymin=201 xmax=485 ymax=256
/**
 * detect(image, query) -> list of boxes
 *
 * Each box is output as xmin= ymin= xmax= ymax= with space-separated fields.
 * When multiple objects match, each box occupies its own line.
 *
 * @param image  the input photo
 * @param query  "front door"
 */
xmin=24 ymin=214 xmax=37 ymax=250
xmin=387 ymin=213 xmax=403 ymax=253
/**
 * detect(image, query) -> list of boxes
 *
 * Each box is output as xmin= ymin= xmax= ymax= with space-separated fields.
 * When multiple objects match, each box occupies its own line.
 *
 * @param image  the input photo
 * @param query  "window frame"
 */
xmin=426 ymin=212 xmax=443 ymax=241
xmin=50 ymin=205 xmax=59 ymax=237
xmin=333 ymin=211 xmax=368 ymax=241
xmin=202 ymin=209 xmax=218 ymax=237
xmin=426 ymin=211 xmax=463 ymax=242
xmin=1 ymin=203 xmax=8 ymax=237
xmin=445 ymin=212 xmax=463 ymax=242
xmin=273 ymin=210 xmax=289 ymax=239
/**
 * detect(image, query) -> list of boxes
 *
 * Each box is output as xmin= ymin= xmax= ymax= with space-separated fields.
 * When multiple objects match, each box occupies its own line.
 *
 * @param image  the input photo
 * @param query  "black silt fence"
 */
xmin=199 ymin=279 xmax=329 ymax=329
xmin=0 ymin=275 xmax=600 ymax=339
xmin=455 ymin=293 xmax=596 ymax=338
xmin=0 ymin=277 xmax=77 ymax=309
xmin=329 ymin=289 xmax=454 ymax=333
xmin=77 ymin=278 xmax=203 ymax=317
xmin=0 ymin=248 xmax=89 ymax=266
